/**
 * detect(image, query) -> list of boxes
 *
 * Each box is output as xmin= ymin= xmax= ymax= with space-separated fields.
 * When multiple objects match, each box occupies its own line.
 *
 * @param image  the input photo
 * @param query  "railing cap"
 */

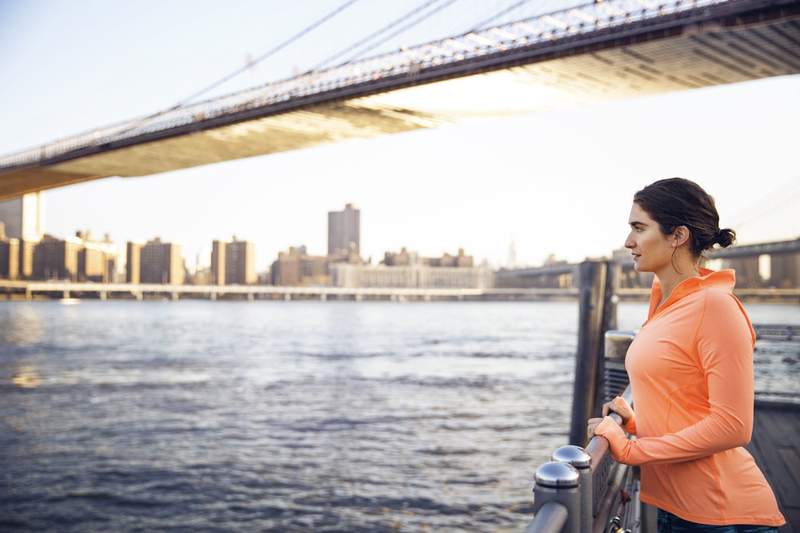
xmin=535 ymin=461 xmax=579 ymax=488
xmin=551 ymin=444 xmax=591 ymax=469
xmin=604 ymin=329 xmax=637 ymax=360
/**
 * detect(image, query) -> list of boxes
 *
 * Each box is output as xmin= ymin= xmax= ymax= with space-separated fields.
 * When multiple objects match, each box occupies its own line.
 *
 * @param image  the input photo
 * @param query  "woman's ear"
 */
xmin=673 ymin=226 xmax=691 ymax=247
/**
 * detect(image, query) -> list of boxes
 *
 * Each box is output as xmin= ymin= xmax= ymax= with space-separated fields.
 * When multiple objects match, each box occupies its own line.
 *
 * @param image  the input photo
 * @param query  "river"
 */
xmin=1 ymin=301 xmax=798 ymax=531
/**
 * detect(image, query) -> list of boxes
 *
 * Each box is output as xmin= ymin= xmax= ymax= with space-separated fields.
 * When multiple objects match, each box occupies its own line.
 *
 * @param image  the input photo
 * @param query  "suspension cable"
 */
xmin=467 ymin=0 xmax=535 ymax=32
xmin=342 ymin=0 xmax=462 ymax=64
xmin=308 ymin=0 xmax=443 ymax=73
xmin=123 ymin=0 xmax=361 ymax=133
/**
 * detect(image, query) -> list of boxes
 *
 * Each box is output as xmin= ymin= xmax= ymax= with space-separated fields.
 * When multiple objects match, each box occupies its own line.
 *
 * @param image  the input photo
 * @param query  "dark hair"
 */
xmin=633 ymin=177 xmax=736 ymax=256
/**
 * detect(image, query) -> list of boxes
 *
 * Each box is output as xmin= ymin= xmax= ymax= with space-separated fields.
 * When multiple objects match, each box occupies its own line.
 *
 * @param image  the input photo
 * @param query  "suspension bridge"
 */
xmin=0 ymin=0 xmax=798 ymax=200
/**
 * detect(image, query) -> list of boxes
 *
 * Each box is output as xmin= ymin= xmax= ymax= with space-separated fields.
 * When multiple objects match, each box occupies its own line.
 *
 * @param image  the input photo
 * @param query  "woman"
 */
xmin=587 ymin=178 xmax=785 ymax=532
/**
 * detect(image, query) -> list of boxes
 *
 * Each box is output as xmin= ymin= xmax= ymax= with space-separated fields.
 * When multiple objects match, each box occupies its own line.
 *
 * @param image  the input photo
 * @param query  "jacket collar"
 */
xmin=648 ymin=267 xmax=736 ymax=320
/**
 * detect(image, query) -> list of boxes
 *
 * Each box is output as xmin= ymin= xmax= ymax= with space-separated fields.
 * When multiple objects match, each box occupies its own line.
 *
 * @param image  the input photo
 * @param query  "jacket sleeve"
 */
xmin=595 ymin=292 xmax=755 ymax=466
xmin=623 ymin=415 xmax=637 ymax=436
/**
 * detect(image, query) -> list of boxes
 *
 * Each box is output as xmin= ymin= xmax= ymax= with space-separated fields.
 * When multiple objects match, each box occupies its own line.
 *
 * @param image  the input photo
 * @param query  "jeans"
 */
xmin=657 ymin=509 xmax=779 ymax=532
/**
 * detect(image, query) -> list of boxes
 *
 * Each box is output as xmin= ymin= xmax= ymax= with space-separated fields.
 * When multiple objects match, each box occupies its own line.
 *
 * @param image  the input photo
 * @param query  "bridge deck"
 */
xmin=1 ymin=0 xmax=798 ymax=199
xmin=749 ymin=399 xmax=800 ymax=532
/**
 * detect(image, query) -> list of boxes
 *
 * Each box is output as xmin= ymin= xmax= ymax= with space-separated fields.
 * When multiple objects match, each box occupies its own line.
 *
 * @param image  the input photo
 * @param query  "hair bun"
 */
xmin=715 ymin=228 xmax=736 ymax=248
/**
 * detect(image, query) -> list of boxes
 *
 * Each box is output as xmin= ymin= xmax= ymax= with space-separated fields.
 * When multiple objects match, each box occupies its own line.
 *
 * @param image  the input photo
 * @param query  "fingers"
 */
xmin=599 ymin=396 xmax=632 ymax=424
xmin=610 ymin=396 xmax=633 ymax=423
xmin=586 ymin=417 xmax=604 ymax=440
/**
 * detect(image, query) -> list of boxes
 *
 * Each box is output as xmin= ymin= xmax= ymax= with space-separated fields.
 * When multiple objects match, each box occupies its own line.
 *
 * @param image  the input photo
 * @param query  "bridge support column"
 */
xmin=284 ymin=293 xmax=291 ymax=301
xmin=63 ymin=290 xmax=70 ymax=299
xmin=99 ymin=291 xmax=107 ymax=301
xmin=134 ymin=291 xmax=143 ymax=301
xmin=247 ymin=293 xmax=254 ymax=301
xmin=171 ymin=292 xmax=179 ymax=301
xmin=355 ymin=293 xmax=363 ymax=302
xmin=320 ymin=293 xmax=327 ymax=301
xmin=25 ymin=289 xmax=32 ymax=301
xmin=210 ymin=292 xmax=217 ymax=301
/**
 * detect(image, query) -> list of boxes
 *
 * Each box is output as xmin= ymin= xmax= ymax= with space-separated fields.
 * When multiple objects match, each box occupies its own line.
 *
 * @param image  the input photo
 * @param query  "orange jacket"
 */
xmin=594 ymin=268 xmax=785 ymax=526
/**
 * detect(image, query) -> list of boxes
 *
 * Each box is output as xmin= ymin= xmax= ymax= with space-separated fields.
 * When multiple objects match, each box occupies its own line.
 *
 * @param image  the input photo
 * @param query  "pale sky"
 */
xmin=1 ymin=1 xmax=798 ymax=271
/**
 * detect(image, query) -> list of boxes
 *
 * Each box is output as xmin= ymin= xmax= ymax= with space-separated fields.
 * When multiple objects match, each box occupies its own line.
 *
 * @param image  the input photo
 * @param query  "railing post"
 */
xmin=552 ymin=445 xmax=592 ymax=533
xmin=533 ymin=462 xmax=580 ymax=533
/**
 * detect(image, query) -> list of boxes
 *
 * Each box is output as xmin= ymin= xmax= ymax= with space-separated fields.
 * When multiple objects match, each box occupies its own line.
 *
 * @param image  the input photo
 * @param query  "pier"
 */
xmin=0 ymin=279 xmax=578 ymax=302
xmin=1 ymin=280 xmax=798 ymax=303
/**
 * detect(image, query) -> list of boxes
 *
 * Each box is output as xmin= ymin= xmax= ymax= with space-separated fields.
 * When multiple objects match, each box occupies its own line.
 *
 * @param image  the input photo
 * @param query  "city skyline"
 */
xmin=3 ymin=192 xmax=799 ymax=278
xmin=2 ymin=187 xmax=798 ymax=291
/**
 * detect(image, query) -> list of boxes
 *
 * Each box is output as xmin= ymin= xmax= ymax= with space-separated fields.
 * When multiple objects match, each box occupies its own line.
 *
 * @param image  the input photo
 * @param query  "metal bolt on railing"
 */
xmin=531 ymin=461 xmax=581 ymax=533
xmin=552 ymin=445 xmax=592 ymax=533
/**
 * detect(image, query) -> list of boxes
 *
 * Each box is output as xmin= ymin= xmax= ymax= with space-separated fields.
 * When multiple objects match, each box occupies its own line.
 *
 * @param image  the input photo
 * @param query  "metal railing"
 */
xmin=0 ymin=0 xmax=728 ymax=171
xmin=525 ymin=331 xmax=644 ymax=533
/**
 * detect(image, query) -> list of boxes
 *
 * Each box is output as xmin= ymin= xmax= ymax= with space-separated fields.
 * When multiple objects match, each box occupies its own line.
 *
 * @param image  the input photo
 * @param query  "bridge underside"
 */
xmin=1 ymin=6 xmax=798 ymax=200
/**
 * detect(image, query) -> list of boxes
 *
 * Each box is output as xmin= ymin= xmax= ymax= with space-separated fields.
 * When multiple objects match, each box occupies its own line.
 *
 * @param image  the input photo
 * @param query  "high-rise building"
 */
xmin=75 ymin=231 xmax=116 ymax=282
xmin=225 ymin=238 xmax=255 ymax=285
xmin=271 ymin=246 xmax=329 ymax=286
xmin=138 ymin=238 xmax=185 ymax=284
xmin=0 ymin=224 xmax=19 ymax=279
xmin=0 ymin=194 xmax=44 ymax=280
xmin=328 ymin=203 xmax=360 ymax=257
xmin=126 ymin=242 xmax=142 ymax=283
xmin=210 ymin=237 xmax=256 ymax=285
xmin=0 ymin=193 xmax=44 ymax=242
xmin=211 ymin=240 xmax=225 ymax=286
xmin=32 ymin=234 xmax=81 ymax=281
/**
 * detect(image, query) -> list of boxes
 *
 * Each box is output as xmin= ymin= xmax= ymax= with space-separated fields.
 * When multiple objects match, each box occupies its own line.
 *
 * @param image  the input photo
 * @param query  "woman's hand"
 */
xmin=586 ymin=417 xmax=604 ymax=441
xmin=602 ymin=396 xmax=634 ymax=424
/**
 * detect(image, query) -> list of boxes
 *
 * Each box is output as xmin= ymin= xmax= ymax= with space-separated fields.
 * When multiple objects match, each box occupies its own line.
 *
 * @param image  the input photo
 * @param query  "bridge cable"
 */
xmin=726 ymin=175 xmax=800 ymax=232
xmin=466 ymin=0 xmax=536 ymax=32
xmin=341 ymin=0 xmax=462 ymax=64
xmin=174 ymin=0 xmax=362 ymax=107
xmin=120 ymin=0 xmax=361 ymax=133
xmin=306 ymin=0 xmax=444 ymax=73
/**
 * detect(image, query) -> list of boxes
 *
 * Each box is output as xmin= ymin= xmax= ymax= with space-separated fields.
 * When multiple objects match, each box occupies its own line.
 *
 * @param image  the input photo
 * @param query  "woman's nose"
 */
xmin=624 ymin=235 xmax=635 ymax=249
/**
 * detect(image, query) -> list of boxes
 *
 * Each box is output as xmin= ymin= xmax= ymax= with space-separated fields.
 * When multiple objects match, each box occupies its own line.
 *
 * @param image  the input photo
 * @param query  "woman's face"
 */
xmin=625 ymin=202 xmax=673 ymax=273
